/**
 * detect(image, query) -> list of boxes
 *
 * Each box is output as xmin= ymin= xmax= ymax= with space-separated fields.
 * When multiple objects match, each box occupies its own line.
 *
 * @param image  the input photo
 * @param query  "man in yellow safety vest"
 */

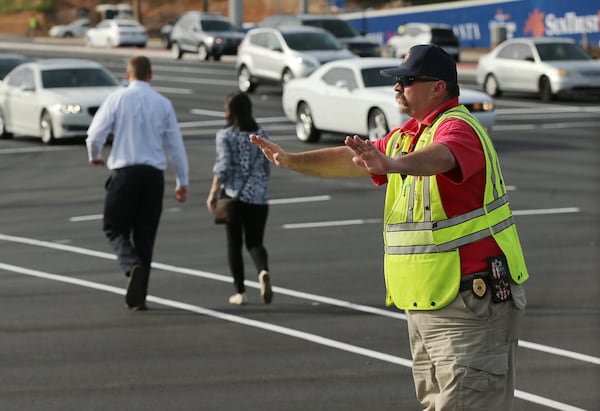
xmin=250 ymin=44 xmax=528 ymax=410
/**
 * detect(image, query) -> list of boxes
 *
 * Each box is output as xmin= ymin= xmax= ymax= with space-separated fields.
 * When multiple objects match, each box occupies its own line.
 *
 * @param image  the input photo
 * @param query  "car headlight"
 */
xmin=467 ymin=101 xmax=495 ymax=112
xmin=205 ymin=36 xmax=215 ymax=46
xmin=295 ymin=55 xmax=319 ymax=69
xmin=556 ymin=69 xmax=579 ymax=78
xmin=482 ymin=101 xmax=495 ymax=112
xmin=50 ymin=103 xmax=82 ymax=114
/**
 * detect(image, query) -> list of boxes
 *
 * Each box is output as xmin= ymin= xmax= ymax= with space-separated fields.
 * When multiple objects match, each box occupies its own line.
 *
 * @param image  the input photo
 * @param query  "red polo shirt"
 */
xmin=372 ymin=98 xmax=502 ymax=275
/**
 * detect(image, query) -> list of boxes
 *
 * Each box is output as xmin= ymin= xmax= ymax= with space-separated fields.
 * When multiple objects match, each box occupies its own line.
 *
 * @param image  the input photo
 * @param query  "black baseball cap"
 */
xmin=380 ymin=44 xmax=458 ymax=84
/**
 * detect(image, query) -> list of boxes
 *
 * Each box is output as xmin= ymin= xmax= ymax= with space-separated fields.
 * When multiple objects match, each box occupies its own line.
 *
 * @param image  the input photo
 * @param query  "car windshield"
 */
xmin=303 ymin=20 xmax=358 ymax=38
xmin=202 ymin=20 xmax=236 ymax=32
xmin=362 ymin=67 xmax=396 ymax=87
xmin=284 ymin=32 xmax=342 ymax=51
xmin=0 ymin=58 xmax=29 ymax=79
xmin=535 ymin=42 xmax=593 ymax=61
xmin=42 ymin=68 xmax=118 ymax=88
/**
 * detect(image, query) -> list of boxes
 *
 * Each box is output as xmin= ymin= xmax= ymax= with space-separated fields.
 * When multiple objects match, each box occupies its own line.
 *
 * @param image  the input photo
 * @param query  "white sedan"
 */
xmin=85 ymin=19 xmax=147 ymax=48
xmin=48 ymin=18 xmax=90 ymax=38
xmin=476 ymin=37 xmax=600 ymax=101
xmin=282 ymin=58 xmax=496 ymax=143
xmin=0 ymin=59 xmax=122 ymax=144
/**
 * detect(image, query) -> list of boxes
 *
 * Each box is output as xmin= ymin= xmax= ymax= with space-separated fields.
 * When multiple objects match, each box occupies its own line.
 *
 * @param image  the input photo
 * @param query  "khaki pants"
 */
xmin=405 ymin=280 xmax=526 ymax=411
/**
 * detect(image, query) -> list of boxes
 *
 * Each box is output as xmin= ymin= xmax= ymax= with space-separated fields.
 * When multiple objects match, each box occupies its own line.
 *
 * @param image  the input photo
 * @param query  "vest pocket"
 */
xmin=385 ymin=250 xmax=460 ymax=310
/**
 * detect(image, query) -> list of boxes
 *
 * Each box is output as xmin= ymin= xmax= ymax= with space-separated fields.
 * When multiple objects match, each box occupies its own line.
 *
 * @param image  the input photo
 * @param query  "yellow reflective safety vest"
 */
xmin=383 ymin=105 xmax=528 ymax=311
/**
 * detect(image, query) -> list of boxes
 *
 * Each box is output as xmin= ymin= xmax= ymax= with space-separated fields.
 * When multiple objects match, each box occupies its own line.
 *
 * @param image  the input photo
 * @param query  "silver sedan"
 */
xmin=0 ymin=59 xmax=122 ymax=144
xmin=476 ymin=37 xmax=600 ymax=101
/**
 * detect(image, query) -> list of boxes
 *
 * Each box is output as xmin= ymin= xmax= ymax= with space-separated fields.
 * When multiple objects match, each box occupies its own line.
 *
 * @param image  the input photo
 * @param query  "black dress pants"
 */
xmin=103 ymin=165 xmax=164 ymax=292
xmin=225 ymin=201 xmax=269 ymax=294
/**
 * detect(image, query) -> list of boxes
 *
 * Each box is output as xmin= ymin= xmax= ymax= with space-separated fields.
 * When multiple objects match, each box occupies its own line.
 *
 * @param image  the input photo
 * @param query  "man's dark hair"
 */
xmin=128 ymin=55 xmax=152 ymax=81
xmin=226 ymin=91 xmax=259 ymax=132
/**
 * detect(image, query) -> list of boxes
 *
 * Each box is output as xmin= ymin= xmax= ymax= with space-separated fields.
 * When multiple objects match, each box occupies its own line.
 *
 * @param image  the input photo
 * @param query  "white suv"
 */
xmin=236 ymin=26 xmax=355 ymax=93
xmin=386 ymin=23 xmax=460 ymax=62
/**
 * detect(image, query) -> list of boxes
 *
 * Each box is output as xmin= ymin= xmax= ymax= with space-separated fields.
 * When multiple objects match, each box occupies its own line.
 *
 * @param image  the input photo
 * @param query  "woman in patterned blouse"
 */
xmin=207 ymin=92 xmax=273 ymax=305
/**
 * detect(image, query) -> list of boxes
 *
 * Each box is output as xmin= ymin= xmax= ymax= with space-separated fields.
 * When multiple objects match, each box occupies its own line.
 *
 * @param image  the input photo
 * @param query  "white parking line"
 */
xmin=0 ymin=257 xmax=591 ymax=411
xmin=153 ymin=86 xmax=192 ymax=95
xmin=69 ymin=195 xmax=332 ymax=222
xmin=0 ymin=146 xmax=78 ymax=154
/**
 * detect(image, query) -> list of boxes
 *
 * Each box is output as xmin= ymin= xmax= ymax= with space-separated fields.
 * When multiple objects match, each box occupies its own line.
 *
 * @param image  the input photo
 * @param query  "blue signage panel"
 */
xmin=342 ymin=0 xmax=600 ymax=49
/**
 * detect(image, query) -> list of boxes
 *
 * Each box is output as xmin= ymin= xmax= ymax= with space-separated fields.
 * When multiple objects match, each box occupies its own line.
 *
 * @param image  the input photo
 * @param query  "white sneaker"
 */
xmin=228 ymin=293 xmax=247 ymax=305
xmin=258 ymin=270 xmax=273 ymax=304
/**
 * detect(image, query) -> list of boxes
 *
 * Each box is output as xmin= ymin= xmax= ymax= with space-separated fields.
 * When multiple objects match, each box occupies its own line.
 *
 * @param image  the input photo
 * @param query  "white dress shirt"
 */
xmin=86 ymin=81 xmax=189 ymax=186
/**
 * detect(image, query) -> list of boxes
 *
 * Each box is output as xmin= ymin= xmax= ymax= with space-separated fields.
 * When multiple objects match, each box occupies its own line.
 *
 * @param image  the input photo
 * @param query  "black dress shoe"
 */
xmin=126 ymin=264 xmax=146 ymax=309
xmin=125 ymin=302 xmax=148 ymax=311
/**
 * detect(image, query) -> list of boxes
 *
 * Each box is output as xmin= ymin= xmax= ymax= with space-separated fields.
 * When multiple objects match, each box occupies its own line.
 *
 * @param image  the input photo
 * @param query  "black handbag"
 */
xmin=214 ymin=193 xmax=239 ymax=225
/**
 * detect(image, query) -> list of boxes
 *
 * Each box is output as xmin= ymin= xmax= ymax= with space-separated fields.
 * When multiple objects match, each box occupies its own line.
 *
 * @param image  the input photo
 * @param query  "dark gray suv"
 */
xmin=169 ymin=12 xmax=245 ymax=61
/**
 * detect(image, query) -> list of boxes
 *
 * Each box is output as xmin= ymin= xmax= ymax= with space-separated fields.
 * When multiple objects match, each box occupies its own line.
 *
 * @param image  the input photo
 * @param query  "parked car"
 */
xmin=476 ymin=37 xmax=600 ymax=101
xmin=0 ymin=53 xmax=31 ymax=84
xmin=85 ymin=19 xmax=147 ymax=48
xmin=48 ymin=18 xmax=90 ymax=38
xmin=169 ymin=12 xmax=245 ymax=61
xmin=236 ymin=26 xmax=356 ymax=93
xmin=387 ymin=22 xmax=460 ymax=61
xmin=260 ymin=14 xmax=380 ymax=57
xmin=159 ymin=14 xmax=182 ymax=49
xmin=281 ymin=58 xmax=496 ymax=143
xmin=0 ymin=59 xmax=122 ymax=144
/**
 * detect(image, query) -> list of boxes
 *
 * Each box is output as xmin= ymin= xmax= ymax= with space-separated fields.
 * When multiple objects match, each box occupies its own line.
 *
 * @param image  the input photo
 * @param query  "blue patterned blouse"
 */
xmin=213 ymin=126 xmax=271 ymax=205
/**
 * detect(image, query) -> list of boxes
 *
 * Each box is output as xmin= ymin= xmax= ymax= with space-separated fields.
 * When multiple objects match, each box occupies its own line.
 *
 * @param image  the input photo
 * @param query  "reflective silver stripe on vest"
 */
xmin=437 ymin=216 xmax=514 ymax=252
xmin=387 ymin=195 xmax=509 ymax=232
xmin=423 ymin=176 xmax=431 ymax=222
xmin=434 ymin=195 xmax=508 ymax=229
xmin=386 ymin=216 xmax=515 ymax=255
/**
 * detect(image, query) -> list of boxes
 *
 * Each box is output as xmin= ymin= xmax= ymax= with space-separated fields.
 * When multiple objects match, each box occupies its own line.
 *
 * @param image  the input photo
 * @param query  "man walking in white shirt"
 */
xmin=86 ymin=55 xmax=189 ymax=311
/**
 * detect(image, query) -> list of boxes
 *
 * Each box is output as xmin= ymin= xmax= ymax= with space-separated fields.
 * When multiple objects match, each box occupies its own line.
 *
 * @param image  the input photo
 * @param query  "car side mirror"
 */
xmin=20 ymin=83 xmax=35 ymax=92
xmin=335 ymin=80 xmax=351 ymax=90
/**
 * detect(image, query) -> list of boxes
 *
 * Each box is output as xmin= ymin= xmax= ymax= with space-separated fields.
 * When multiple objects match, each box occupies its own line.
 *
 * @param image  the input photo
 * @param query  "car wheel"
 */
xmin=40 ymin=111 xmax=55 ymax=145
xmin=367 ymin=108 xmax=389 ymax=141
xmin=213 ymin=54 xmax=222 ymax=61
xmin=64 ymin=32 xmax=73 ymax=38
xmin=483 ymin=74 xmax=501 ymax=97
xmin=0 ymin=109 xmax=14 ymax=139
xmin=296 ymin=102 xmax=321 ymax=143
xmin=539 ymin=76 xmax=554 ymax=102
xmin=171 ymin=42 xmax=182 ymax=59
xmin=238 ymin=65 xmax=256 ymax=93
xmin=197 ymin=44 xmax=209 ymax=61
xmin=282 ymin=68 xmax=294 ymax=85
